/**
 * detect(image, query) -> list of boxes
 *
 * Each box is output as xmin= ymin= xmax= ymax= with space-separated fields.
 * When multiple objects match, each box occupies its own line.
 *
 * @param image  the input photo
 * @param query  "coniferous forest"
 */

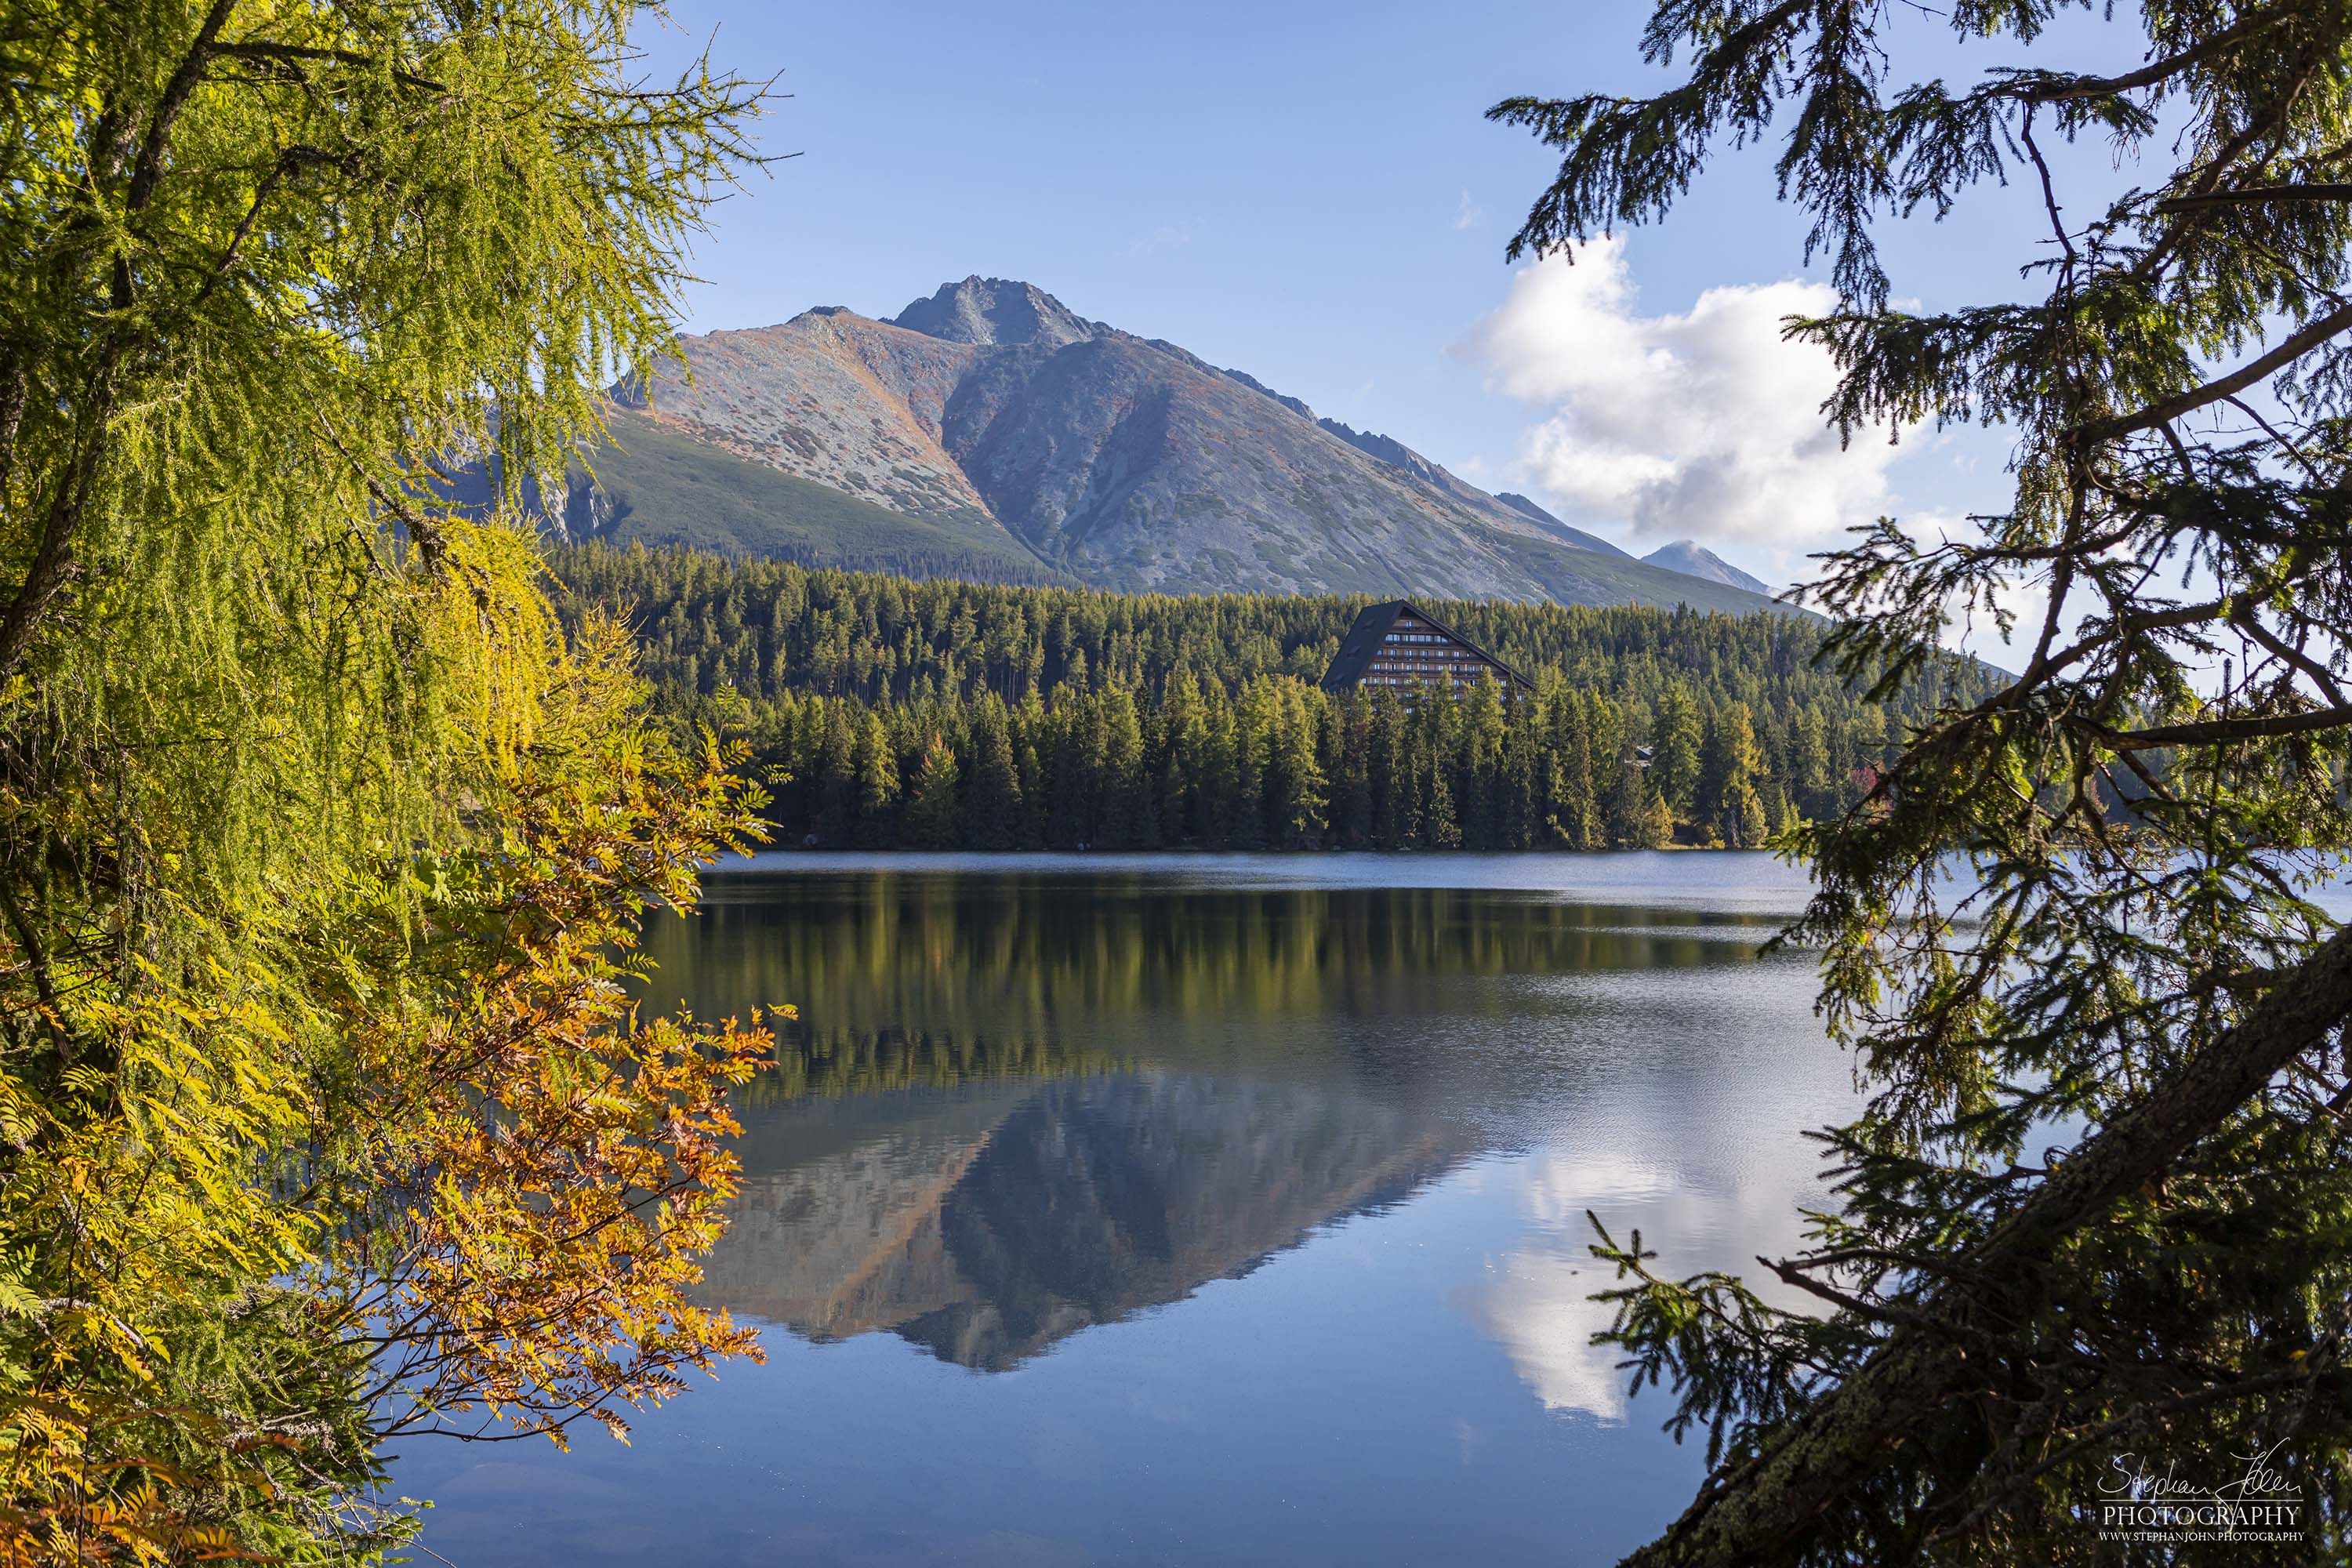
xmin=551 ymin=543 xmax=1993 ymax=852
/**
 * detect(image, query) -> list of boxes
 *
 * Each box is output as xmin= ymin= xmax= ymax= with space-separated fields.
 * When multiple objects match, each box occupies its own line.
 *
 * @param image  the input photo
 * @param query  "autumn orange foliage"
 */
xmin=1 ymin=717 xmax=779 ymax=1563
xmin=336 ymin=731 xmax=780 ymax=1450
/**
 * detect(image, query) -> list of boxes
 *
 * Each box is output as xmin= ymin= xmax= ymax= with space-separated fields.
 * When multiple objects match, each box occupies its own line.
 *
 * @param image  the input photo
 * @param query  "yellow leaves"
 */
xmin=293 ymin=722 xmax=772 ymax=1457
xmin=0 ymin=0 xmax=774 ymax=1554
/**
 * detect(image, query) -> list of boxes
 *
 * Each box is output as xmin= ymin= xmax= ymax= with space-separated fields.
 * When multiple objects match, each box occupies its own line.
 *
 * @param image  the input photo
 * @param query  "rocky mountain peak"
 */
xmin=546 ymin=271 xmax=1798 ymax=615
xmin=1640 ymin=539 xmax=1771 ymax=596
xmin=890 ymin=276 xmax=1102 ymax=349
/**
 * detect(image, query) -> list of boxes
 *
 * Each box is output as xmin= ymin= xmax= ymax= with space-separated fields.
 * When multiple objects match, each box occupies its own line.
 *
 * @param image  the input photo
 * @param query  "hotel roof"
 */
xmin=1318 ymin=599 xmax=1534 ymax=693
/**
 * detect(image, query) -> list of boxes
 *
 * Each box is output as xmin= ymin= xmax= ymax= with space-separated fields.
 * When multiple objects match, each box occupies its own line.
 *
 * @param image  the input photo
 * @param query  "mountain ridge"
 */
xmin=529 ymin=277 xmax=1793 ymax=617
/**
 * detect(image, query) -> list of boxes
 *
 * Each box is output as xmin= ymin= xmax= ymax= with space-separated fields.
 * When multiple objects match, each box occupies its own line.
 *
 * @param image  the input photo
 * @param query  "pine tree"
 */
xmin=1697 ymin=702 xmax=1765 ymax=848
xmin=1329 ymin=698 xmax=1373 ymax=848
xmin=1635 ymin=782 xmax=1675 ymax=851
xmin=1733 ymin=782 xmax=1768 ymax=851
xmin=1014 ymin=695 xmax=1052 ymax=849
xmin=851 ymin=712 xmax=901 ymax=848
xmin=1462 ymin=673 xmax=1510 ymax=845
xmin=1424 ymin=760 xmax=1461 ymax=849
xmin=1499 ymin=699 xmax=1541 ymax=850
xmin=1604 ymin=756 xmax=1650 ymax=850
xmin=1548 ymin=691 xmax=1599 ymax=848
xmin=1098 ymin=686 xmax=1150 ymax=848
xmin=967 ymin=699 xmax=1022 ymax=851
xmin=1156 ymin=669 xmax=1205 ymax=844
xmin=1791 ymin=704 xmax=1835 ymax=819
xmin=902 ymin=735 xmax=964 ymax=849
xmin=1650 ymin=680 xmax=1704 ymax=818
xmin=1268 ymin=685 xmax=1330 ymax=848
xmin=815 ymin=699 xmax=858 ymax=846
xmin=1229 ymin=677 xmax=1276 ymax=849
xmin=1367 ymin=688 xmax=1406 ymax=848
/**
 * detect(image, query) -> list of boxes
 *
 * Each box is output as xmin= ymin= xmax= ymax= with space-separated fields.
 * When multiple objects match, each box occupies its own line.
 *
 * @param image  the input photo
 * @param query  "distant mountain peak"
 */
xmin=567 ymin=274 xmax=1798 ymax=615
xmin=890 ymin=276 xmax=1102 ymax=348
xmin=1642 ymin=539 xmax=1771 ymax=596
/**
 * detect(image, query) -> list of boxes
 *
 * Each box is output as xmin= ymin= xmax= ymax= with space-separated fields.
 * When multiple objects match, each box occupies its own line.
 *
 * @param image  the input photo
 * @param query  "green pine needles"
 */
xmin=546 ymin=545 xmax=1972 ymax=852
xmin=1500 ymin=4 xmax=2352 ymax=1563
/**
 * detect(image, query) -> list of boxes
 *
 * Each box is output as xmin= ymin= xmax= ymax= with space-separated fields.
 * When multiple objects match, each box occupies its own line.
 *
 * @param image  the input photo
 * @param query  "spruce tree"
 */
xmin=1098 ymin=686 xmax=1150 ymax=848
xmin=1330 ymin=697 xmax=1374 ymax=848
xmin=1229 ymin=677 xmax=1276 ymax=849
xmin=1555 ymin=692 xmax=1600 ymax=848
xmin=1500 ymin=697 xmax=1542 ymax=850
xmin=967 ymin=698 xmax=1022 ymax=851
xmin=1014 ymin=694 xmax=1052 ymax=848
xmin=1156 ymin=668 xmax=1204 ymax=844
xmin=1265 ymin=686 xmax=1331 ymax=848
xmin=1424 ymin=760 xmax=1462 ymax=850
xmin=851 ymin=712 xmax=901 ymax=848
xmin=1650 ymin=679 xmax=1704 ymax=818
xmin=902 ymin=735 xmax=964 ymax=850
xmin=815 ymin=698 xmax=858 ymax=845
xmin=1497 ymin=4 xmax=2352 ymax=1560
xmin=1697 ymin=702 xmax=1766 ymax=848
xmin=1368 ymin=688 xmax=1406 ymax=848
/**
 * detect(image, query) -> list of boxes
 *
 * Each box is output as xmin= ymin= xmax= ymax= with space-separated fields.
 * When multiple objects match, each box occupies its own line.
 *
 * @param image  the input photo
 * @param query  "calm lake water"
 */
xmin=397 ymin=851 xmax=1857 ymax=1566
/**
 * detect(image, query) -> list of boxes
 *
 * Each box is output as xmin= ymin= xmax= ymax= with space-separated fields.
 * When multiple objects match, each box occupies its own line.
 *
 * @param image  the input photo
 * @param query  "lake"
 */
xmin=395 ymin=851 xmax=1857 ymax=1566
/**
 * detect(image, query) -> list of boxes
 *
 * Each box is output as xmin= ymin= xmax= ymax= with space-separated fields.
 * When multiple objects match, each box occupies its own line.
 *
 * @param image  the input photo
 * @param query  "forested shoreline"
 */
xmin=550 ymin=543 xmax=1992 ymax=851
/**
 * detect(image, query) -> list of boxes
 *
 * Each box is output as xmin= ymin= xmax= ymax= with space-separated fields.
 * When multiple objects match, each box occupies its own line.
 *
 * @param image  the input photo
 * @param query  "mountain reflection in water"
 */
xmin=402 ymin=854 xmax=1857 ymax=1568
xmin=651 ymin=864 xmax=1802 ymax=1377
xmin=706 ymin=1071 xmax=1471 ymax=1370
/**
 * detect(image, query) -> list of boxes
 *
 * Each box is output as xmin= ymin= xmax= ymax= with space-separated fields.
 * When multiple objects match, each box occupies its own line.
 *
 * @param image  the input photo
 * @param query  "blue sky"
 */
xmin=641 ymin=2 xmax=2138 ymax=591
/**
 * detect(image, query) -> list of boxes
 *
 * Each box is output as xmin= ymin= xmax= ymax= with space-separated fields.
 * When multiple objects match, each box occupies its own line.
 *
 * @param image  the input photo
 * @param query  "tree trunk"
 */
xmin=1627 ymin=918 xmax=2352 ymax=1565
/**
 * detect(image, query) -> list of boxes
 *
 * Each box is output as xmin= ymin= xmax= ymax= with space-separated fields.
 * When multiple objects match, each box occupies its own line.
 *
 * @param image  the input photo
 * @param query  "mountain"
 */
xmin=1488 ymin=489 xmax=1635 ymax=560
xmin=701 ymin=1073 xmax=1472 ymax=1371
xmin=522 ymin=274 xmax=1794 ymax=615
xmin=1641 ymin=539 xmax=1772 ymax=597
xmin=560 ymin=407 xmax=1071 ymax=585
xmin=887 ymin=275 xmax=1105 ymax=349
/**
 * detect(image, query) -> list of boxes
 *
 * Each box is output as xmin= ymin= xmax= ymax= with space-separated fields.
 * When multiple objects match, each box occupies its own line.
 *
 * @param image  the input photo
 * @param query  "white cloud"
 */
xmin=1475 ymin=1145 xmax=1826 ymax=1422
xmin=1461 ymin=238 xmax=1907 ymax=549
xmin=1453 ymin=190 xmax=1483 ymax=231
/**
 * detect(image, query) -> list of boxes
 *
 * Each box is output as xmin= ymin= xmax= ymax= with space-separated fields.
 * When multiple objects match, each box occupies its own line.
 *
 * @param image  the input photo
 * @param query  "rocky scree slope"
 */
xmin=546 ymin=276 xmax=1786 ymax=614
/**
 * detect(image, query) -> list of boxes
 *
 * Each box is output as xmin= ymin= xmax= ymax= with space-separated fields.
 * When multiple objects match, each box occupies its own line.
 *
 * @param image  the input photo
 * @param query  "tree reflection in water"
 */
xmin=652 ymin=867 xmax=1794 ymax=1373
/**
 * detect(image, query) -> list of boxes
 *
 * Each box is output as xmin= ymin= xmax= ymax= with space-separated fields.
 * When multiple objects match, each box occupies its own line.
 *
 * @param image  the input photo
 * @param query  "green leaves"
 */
xmin=0 ymin=2 xmax=771 ymax=1559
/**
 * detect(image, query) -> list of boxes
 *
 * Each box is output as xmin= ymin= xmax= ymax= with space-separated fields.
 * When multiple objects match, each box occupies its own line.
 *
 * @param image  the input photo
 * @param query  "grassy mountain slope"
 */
xmin=606 ymin=280 xmax=1796 ymax=614
xmin=572 ymin=410 xmax=1073 ymax=586
xmin=571 ymin=412 xmax=1798 ymax=619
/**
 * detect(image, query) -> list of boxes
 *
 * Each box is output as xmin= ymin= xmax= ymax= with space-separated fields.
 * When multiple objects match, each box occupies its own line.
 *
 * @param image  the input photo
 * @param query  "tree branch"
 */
xmin=1627 ymin=917 xmax=2352 ymax=1566
xmin=209 ymin=39 xmax=445 ymax=96
xmin=2071 ymin=299 xmax=2352 ymax=447
xmin=2009 ymin=10 xmax=2293 ymax=105
xmin=2092 ymin=704 xmax=2352 ymax=750
xmin=129 ymin=0 xmax=241 ymax=211
xmin=2155 ymin=181 xmax=2352 ymax=212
